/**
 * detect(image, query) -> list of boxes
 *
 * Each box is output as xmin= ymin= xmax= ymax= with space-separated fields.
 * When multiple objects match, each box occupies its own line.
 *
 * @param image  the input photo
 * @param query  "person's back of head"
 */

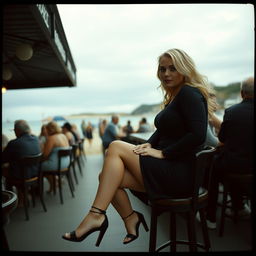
xmin=14 ymin=120 xmax=31 ymax=138
xmin=46 ymin=121 xmax=61 ymax=136
xmin=141 ymin=117 xmax=147 ymax=124
xmin=111 ymin=115 xmax=119 ymax=124
xmin=241 ymin=77 xmax=254 ymax=99
xmin=62 ymin=122 xmax=72 ymax=131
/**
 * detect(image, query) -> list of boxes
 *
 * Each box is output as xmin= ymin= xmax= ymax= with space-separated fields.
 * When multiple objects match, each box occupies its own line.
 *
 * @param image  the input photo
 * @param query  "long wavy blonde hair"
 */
xmin=157 ymin=48 xmax=215 ymax=116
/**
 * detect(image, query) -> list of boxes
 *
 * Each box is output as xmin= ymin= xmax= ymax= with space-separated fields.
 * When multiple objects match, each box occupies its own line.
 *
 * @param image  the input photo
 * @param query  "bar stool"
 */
xmin=148 ymin=148 xmax=217 ymax=252
xmin=218 ymin=172 xmax=253 ymax=237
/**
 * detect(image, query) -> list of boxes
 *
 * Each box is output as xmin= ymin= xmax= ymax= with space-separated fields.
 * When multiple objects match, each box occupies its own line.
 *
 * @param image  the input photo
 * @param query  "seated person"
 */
xmin=41 ymin=121 xmax=70 ymax=192
xmin=62 ymin=122 xmax=76 ymax=145
xmin=205 ymin=77 xmax=254 ymax=227
xmin=102 ymin=115 xmax=122 ymax=151
xmin=136 ymin=117 xmax=152 ymax=133
xmin=2 ymin=120 xmax=41 ymax=205
xmin=122 ymin=120 xmax=134 ymax=142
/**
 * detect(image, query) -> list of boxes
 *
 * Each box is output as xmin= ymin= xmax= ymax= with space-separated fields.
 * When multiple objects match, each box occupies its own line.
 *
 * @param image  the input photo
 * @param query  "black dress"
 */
xmin=138 ymin=84 xmax=208 ymax=202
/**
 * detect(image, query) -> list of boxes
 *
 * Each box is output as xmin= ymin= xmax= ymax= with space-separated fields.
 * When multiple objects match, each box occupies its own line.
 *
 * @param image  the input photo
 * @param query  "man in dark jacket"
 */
xmin=2 ymin=119 xmax=41 ymax=179
xmin=202 ymin=77 xmax=254 ymax=228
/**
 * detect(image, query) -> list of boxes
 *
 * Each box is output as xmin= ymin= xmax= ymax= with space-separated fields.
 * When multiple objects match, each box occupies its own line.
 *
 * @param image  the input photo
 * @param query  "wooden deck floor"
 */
xmin=3 ymin=153 xmax=254 ymax=252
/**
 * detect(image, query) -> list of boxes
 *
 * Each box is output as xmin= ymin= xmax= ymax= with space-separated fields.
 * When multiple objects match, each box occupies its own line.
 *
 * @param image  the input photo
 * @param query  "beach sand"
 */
xmin=82 ymin=129 xmax=104 ymax=155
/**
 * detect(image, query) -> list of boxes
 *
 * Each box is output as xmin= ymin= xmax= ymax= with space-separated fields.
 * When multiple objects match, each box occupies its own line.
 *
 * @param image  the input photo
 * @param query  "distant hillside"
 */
xmin=131 ymin=83 xmax=241 ymax=115
xmin=131 ymin=103 xmax=161 ymax=115
xmin=213 ymin=82 xmax=240 ymax=106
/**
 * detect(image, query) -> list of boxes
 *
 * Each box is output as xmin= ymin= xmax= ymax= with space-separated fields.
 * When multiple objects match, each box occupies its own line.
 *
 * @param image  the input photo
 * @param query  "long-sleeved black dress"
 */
xmin=138 ymin=84 xmax=208 ymax=201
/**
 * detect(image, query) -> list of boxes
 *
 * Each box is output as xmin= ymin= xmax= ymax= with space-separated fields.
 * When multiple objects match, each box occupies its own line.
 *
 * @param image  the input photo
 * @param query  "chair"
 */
xmin=4 ymin=153 xmax=47 ymax=221
xmin=78 ymin=138 xmax=86 ymax=162
xmin=70 ymin=144 xmax=79 ymax=185
xmin=42 ymin=147 xmax=74 ymax=204
xmin=148 ymin=147 xmax=217 ymax=252
xmin=218 ymin=172 xmax=253 ymax=237
xmin=74 ymin=142 xmax=83 ymax=177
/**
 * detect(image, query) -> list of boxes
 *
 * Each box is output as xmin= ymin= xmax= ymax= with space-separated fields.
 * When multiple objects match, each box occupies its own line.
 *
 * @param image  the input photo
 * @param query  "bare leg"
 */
xmin=63 ymin=141 xmax=145 ymax=240
xmin=45 ymin=175 xmax=54 ymax=193
xmin=111 ymin=187 xmax=144 ymax=243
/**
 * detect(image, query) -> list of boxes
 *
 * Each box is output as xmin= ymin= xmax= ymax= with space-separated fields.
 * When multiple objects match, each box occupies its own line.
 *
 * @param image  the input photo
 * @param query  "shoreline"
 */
xmin=66 ymin=112 xmax=154 ymax=120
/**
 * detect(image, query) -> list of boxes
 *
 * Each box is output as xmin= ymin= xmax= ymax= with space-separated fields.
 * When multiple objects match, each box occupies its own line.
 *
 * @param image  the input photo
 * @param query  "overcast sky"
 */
xmin=2 ymin=3 xmax=254 ymax=122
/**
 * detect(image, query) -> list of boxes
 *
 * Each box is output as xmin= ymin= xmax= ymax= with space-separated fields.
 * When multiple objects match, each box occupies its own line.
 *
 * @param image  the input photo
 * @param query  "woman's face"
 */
xmin=158 ymin=55 xmax=185 ymax=89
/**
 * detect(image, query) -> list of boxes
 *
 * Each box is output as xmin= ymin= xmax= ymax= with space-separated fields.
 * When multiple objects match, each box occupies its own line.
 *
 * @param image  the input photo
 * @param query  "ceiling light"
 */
xmin=2 ymin=87 xmax=7 ymax=94
xmin=15 ymin=43 xmax=33 ymax=61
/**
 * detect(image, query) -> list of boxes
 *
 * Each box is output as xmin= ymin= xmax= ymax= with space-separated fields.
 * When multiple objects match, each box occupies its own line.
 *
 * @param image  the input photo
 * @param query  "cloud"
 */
xmin=2 ymin=3 xmax=254 ymax=122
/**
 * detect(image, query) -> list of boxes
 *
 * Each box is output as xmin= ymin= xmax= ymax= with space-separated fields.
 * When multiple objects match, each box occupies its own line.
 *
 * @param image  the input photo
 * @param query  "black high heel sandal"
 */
xmin=62 ymin=206 xmax=108 ymax=247
xmin=122 ymin=210 xmax=149 ymax=244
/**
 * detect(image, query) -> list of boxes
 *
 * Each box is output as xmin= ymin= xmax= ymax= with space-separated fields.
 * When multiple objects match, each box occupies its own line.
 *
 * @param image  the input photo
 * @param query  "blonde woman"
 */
xmin=41 ymin=121 xmax=70 ymax=192
xmin=62 ymin=48 xmax=211 ymax=246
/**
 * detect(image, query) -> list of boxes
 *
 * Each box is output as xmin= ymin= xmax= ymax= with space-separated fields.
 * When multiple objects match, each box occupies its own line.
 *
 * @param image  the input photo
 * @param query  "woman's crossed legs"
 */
xmin=63 ymin=140 xmax=146 ymax=243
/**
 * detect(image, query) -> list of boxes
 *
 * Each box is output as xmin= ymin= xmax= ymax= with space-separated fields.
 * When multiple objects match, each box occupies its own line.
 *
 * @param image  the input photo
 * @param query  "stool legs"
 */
xmin=170 ymin=213 xmax=176 ymax=252
xmin=149 ymin=208 xmax=211 ymax=252
xmin=58 ymin=174 xmax=64 ymax=204
xmin=23 ymin=186 xmax=29 ymax=221
xmin=219 ymin=188 xmax=228 ymax=237
xmin=66 ymin=172 xmax=75 ymax=197
xmin=186 ymin=212 xmax=197 ymax=252
xmin=71 ymin=163 xmax=79 ymax=185
xmin=149 ymin=207 xmax=158 ymax=252
xmin=77 ymin=157 xmax=83 ymax=176
xmin=1 ymin=228 xmax=9 ymax=251
xmin=39 ymin=173 xmax=47 ymax=212
xmin=199 ymin=209 xmax=211 ymax=251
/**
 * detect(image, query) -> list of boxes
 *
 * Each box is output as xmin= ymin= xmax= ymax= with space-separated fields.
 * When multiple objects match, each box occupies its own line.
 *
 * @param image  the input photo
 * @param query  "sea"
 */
xmin=2 ymin=113 xmax=157 ymax=141
xmin=2 ymin=110 xmax=224 ymax=141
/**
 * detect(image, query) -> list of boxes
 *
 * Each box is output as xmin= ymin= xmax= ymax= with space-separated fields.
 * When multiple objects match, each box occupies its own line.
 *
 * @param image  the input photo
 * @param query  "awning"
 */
xmin=2 ymin=4 xmax=77 ymax=90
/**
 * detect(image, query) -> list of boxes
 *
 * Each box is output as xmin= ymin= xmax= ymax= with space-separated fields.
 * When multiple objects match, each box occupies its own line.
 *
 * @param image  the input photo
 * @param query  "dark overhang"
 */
xmin=2 ymin=4 xmax=77 ymax=90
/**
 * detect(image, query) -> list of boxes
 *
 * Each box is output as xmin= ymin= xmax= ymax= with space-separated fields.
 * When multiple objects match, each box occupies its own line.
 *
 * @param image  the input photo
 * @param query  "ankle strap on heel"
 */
xmin=90 ymin=206 xmax=106 ymax=215
xmin=122 ymin=211 xmax=135 ymax=220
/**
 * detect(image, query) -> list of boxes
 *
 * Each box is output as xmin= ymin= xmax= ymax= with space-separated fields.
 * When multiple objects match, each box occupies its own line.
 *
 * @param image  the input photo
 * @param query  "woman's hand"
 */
xmin=133 ymin=142 xmax=152 ymax=151
xmin=133 ymin=143 xmax=164 ymax=159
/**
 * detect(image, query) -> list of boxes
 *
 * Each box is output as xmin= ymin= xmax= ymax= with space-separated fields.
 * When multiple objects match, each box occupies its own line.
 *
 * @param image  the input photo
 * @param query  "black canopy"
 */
xmin=2 ymin=4 xmax=77 ymax=90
